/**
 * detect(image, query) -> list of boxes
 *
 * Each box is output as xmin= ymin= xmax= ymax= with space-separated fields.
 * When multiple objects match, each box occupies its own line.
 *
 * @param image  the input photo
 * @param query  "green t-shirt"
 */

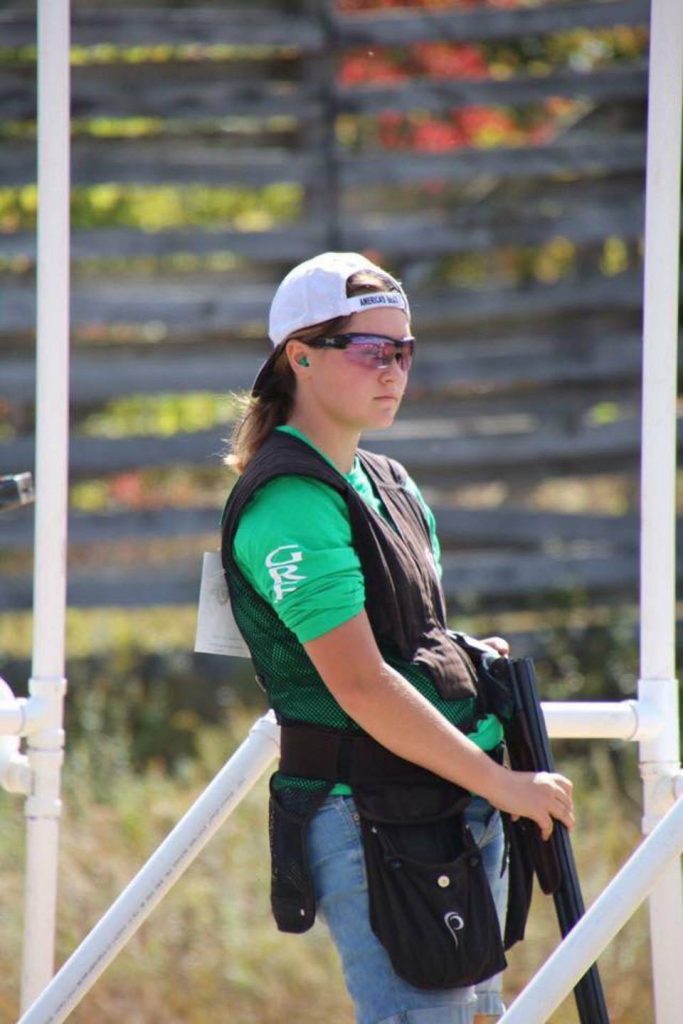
xmin=233 ymin=425 xmax=441 ymax=644
xmin=233 ymin=425 xmax=503 ymax=755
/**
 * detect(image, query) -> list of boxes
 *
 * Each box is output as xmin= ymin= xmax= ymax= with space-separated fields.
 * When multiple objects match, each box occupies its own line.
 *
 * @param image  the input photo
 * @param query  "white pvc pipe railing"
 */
xmin=498 ymin=795 xmax=683 ymax=1024
xmin=18 ymin=713 xmax=280 ymax=1024
xmin=21 ymin=0 xmax=71 ymax=1010
xmin=542 ymin=699 xmax=656 ymax=741
xmin=0 ymin=680 xmax=31 ymax=796
xmin=2 ymin=698 xmax=657 ymax=744
xmin=0 ymin=699 xmax=27 ymax=735
xmin=637 ymin=0 xmax=683 ymax=1020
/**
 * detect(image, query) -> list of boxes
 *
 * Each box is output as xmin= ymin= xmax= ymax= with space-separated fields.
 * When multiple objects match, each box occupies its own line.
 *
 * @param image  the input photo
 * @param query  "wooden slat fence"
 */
xmin=0 ymin=0 xmax=668 ymax=621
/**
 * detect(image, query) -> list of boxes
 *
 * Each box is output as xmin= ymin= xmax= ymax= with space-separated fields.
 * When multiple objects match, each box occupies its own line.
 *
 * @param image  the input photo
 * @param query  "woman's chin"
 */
xmin=374 ymin=398 xmax=401 ymax=420
xmin=367 ymin=409 xmax=398 ymax=430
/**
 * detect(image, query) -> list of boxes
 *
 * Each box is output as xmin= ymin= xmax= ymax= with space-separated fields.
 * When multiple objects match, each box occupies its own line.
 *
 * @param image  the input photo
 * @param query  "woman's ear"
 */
xmin=285 ymin=339 xmax=311 ymax=375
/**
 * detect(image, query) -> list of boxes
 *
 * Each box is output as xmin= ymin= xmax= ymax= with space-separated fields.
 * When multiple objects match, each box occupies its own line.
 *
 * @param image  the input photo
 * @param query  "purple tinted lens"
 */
xmin=342 ymin=337 xmax=414 ymax=372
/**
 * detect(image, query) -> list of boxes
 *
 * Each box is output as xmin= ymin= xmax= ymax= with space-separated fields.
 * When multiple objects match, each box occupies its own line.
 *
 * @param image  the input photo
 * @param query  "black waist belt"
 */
xmin=279 ymin=720 xmax=434 ymax=785
xmin=279 ymin=720 xmax=505 ymax=784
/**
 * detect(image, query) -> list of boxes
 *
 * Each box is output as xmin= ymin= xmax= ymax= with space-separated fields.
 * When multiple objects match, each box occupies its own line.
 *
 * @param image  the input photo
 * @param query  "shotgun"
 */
xmin=484 ymin=655 xmax=610 ymax=1024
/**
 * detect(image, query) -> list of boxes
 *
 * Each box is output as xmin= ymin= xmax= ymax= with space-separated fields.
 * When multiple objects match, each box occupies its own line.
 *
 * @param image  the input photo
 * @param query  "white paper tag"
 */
xmin=195 ymin=552 xmax=250 ymax=658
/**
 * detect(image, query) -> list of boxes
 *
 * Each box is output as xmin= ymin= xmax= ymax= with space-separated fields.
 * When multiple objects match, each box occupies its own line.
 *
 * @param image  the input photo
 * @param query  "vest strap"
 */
xmin=279 ymin=720 xmax=435 ymax=784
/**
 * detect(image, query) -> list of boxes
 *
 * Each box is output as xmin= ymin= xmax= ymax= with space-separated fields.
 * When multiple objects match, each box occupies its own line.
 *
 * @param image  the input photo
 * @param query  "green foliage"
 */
xmin=534 ymin=610 xmax=639 ymax=703
xmin=426 ymin=235 xmax=578 ymax=289
xmin=588 ymin=401 xmax=623 ymax=426
xmin=79 ymin=392 xmax=241 ymax=439
xmin=600 ymin=236 xmax=630 ymax=277
xmin=0 ymin=42 xmax=291 ymax=67
xmin=2 ymin=648 xmax=263 ymax=794
xmin=0 ymin=182 xmax=302 ymax=231
xmin=69 ymin=464 xmax=231 ymax=513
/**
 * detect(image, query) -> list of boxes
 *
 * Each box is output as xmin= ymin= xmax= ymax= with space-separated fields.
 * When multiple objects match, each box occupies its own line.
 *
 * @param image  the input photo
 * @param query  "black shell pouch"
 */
xmin=354 ymin=778 xmax=507 ymax=990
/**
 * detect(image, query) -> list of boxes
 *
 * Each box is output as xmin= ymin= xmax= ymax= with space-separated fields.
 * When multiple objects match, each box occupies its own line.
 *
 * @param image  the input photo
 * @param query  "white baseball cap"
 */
xmin=252 ymin=251 xmax=410 ymax=396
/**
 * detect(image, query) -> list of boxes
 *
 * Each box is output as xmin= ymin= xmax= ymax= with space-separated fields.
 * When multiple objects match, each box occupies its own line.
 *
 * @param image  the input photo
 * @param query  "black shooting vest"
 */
xmin=219 ymin=432 xmax=515 ymax=950
xmin=221 ymin=431 xmax=479 ymax=732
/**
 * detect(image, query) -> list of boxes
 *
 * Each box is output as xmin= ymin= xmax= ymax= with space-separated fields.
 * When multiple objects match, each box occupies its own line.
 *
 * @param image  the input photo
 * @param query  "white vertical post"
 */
xmin=21 ymin=0 xmax=71 ymax=1010
xmin=638 ymin=0 xmax=683 ymax=1021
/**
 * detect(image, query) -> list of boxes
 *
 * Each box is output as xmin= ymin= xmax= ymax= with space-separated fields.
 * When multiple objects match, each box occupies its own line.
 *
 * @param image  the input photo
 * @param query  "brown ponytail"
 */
xmin=224 ymin=347 xmax=295 ymax=474
xmin=225 ymin=267 xmax=403 ymax=473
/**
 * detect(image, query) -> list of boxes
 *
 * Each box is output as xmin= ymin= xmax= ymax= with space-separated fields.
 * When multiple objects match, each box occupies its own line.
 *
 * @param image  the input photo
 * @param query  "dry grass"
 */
xmin=1 ymin=719 xmax=654 ymax=1024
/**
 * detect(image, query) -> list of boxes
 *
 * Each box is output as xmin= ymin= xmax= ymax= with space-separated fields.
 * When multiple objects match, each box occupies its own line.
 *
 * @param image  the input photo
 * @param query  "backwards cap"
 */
xmin=252 ymin=251 xmax=409 ymax=396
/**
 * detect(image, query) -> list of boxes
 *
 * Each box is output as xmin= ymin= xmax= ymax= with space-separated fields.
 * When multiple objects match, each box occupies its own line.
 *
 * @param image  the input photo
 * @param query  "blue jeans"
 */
xmin=306 ymin=794 xmax=508 ymax=1024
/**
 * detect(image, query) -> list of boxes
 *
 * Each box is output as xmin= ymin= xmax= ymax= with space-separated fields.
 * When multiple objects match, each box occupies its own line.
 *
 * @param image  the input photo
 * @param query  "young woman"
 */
xmin=221 ymin=252 xmax=574 ymax=1024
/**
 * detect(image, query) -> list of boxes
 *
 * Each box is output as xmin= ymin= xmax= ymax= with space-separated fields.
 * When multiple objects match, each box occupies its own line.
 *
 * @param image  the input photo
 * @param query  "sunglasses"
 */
xmin=310 ymin=333 xmax=415 ymax=372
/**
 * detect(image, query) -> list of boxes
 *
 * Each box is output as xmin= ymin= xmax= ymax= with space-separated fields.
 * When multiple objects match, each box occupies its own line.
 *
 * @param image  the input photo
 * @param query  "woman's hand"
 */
xmin=480 ymin=636 xmax=509 ymax=657
xmin=474 ymin=636 xmax=574 ymax=839
xmin=489 ymin=769 xmax=574 ymax=841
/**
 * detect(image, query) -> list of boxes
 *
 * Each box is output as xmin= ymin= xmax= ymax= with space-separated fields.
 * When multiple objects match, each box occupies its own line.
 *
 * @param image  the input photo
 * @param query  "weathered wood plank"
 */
xmin=0 ymin=132 xmax=646 ymax=189
xmin=407 ymin=333 xmax=643 ymax=392
xmin=342 ymin=197 xmax=644 ymax=258
xmin=3 ymin=349 xmax=257 ymax=402
xmin=1 ymin=61 xmax=646 ymax=123
xmin=411 ymin=273 xmax=644 ymax=326
xmin=1 ymin=224 xmax=325 ymax=265
xmin=3 ymin=187 xmax=644 ymax=267
xmin=340 ymin=134 xmax=646 ymax=188
xmin=337 ymin=64 xmax=648 ymax=115
xmin=401 ymin=380 xmax=642 ymax=426
xmin=0 ymin=272 xmax=645 ymax=338
xmin=0 ymin=279 xmax=273 ymax=336
xmin=1 ymin=63 xmax=321 ymax=123
xmin=436 ymin=507 xmax=640 ymax=549
xmin=0 ymin=138 xmax=318 ymax=188
xmin=0 ymin=548 xmax=651 ymax=612
xmin=1 ymin=415 xmax=659 ymax=482
xmin=334 ymin=0 xmax=650 ymax=45
xmin=2 ymin=430 xmax=230 ymax=478
xmin=0 ymin=506 xmax=221 ymax=550
xmin=7 ymin=79 xmax=319 ymax=125
xmin=367 ymin=418 xmax=651 ymax=481
xmin=0 ymin=9 xmax=325 ymax=50
xmin=0 ymin=568 xmax=200 ymax=611
xmin=442 ymin=550 xmax=644 ymax=606
xmin=0 ymin=505 xmax=642 ymax=552
xmin=0 ymin=1 xmax=649 ymax=50
xmin=1 ymin=332 xmax=643 ymax=404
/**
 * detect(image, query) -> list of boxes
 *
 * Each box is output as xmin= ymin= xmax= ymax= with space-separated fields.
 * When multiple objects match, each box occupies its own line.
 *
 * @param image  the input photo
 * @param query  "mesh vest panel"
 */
xmin=229 ymin=549 xmax=476 ymax=734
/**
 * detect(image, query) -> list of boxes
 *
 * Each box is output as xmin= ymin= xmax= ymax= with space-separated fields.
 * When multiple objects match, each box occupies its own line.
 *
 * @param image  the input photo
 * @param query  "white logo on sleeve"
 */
xmin=265 ymin=544 xmax=306 ymax=602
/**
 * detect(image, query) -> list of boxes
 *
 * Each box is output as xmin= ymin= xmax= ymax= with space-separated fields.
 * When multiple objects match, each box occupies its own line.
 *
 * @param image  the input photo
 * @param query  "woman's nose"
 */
xmin=379 ymin=355 xmax=404 ymax=382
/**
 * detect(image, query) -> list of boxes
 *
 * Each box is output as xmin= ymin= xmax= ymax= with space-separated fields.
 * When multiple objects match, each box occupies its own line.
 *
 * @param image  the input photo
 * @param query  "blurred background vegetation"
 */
xmin=0 ymin=0 xmax=672 ymax=1019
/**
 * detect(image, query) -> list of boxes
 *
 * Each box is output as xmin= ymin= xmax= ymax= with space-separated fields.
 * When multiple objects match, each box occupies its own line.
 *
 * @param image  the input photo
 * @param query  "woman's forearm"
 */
xmin=339 ymin=658 xmax=504 ymax=796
